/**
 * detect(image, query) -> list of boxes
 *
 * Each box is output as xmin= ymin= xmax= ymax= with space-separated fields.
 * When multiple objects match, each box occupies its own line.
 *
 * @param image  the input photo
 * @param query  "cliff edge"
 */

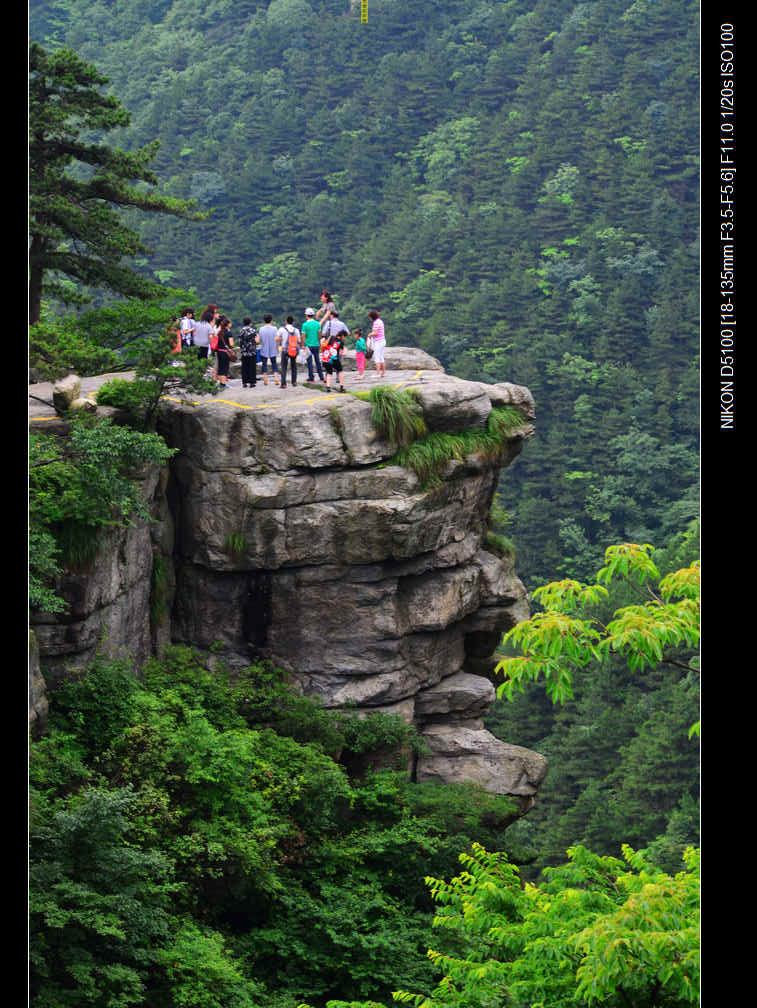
xmin=30 ymin=349 xmax=547 ymax=806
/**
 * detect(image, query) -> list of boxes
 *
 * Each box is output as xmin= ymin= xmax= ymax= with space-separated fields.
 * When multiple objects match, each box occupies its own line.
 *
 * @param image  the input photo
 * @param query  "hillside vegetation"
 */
xmin=29 ymin=5 xmax=700 ymax=1003
xmin=31 ymin=0 xmax=699 ymax=585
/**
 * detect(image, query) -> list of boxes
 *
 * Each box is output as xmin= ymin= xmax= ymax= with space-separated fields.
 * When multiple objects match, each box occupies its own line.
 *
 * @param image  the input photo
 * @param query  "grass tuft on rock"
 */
xmin=356 ymin=385 xmax=428 ymax=447
xmin=393 ymin=406 xmax=528 ymax=489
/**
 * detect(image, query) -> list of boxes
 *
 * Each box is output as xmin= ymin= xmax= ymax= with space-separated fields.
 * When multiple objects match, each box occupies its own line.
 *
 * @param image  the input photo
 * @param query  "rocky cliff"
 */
xmin=29 ymin=349 xmax=547 ymax=807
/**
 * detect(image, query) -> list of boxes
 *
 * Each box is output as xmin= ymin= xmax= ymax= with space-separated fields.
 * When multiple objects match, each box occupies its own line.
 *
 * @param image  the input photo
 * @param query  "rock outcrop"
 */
xmin=30 ymin=465 xmax=168 ymax=686
xmin=29 ymin=353 xmax=548 ymax=803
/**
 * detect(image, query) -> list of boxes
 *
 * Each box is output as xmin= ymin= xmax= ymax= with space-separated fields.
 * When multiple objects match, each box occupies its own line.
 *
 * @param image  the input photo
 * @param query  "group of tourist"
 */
xmin=169 ymin=290 xmax=387 ymax=393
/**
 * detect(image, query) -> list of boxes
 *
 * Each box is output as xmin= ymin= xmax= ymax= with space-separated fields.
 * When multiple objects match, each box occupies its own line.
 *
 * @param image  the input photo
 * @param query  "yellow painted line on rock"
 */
xmin=159 ymin=391 xmax=344 ymax=411
xmin=31 ymin=373 xmax=428 ymax=422
xmin=160 ymin=395 xmax=281 ymax=411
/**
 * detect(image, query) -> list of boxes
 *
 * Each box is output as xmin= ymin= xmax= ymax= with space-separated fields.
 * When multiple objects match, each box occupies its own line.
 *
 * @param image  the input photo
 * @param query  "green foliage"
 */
xmin=29 ymin=313 xmax=121 ymax=382
xmin=29 ymin=418 xmax=174 ymax=536
xmin=485 ymin=491 xmax=516 ymax=564
xmin=74 ymin=288 xmax=198 ymax=351
xmin=28 ymin=526 xmax=68 ymax=614
xmin=95 ymin=377 xmax=158 ymax=412
xmin=336 ymin=711 xmax=427 ymax=760
xmin=365 ymin=386 xmax=428 ymax=448
xmin=410 ymin=842 xmax=699 ymax=1008
xmin=486 ymin=539 xmax=700 ymax=878
xmin=31 ymin=646 xmax=530 ymax=1008
xmin=95 ymin=330 xmax=217 ymax=428
xmin=496 ymin=544 xmax=700 ymax=711
xmin=392 ymin=432 xmax=467 ymax=490
xmin=29 ymin=287 xmax=202 ymax=391
xmin=393 ymin=407 xmax=528 ymax=489
xmin=29 ymin=414 xmax=175 ymax=609
xmin=51 ymin=657 xmax=141 ymax=757
xmin=300 ymin=844 xmax=699 ymax=1008
xmin=155 ymin=921 xmax=266 ymax=1008
xmin=29 ymin=785 xmax=177 ymax=1008
xmin=571 ymin=845 xmax=700 ymax=1006
xmin=224 ymin=532 xmax=249 ymax=557
xmin=28 ymin=43 xmax=205 ymax=322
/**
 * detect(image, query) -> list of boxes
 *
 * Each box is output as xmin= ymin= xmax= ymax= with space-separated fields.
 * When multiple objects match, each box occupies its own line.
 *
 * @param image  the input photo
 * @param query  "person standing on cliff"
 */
xmin=277 ymin=316 xmax=301 ymax=388
xmin=302 ymin=307 xmax=325 ymax=382
xmin=368 ymin=309 xmax=386 ymax=379
xmin=214 ymin=315 xmax=235 ymax=390
xmin=322 ymin=310 xmax=349 ymax=343
xmin=258 ymin=314 xmax=279 ymax=386
xmin=205 ymin=304 xmax=221 ymax=380
xmin=179 ymin=308 xmax=195 ymax=349
xmin=193 ymin=308 xmax=214 ymax=363
xmin=238 ymin=317 xmax=259 ymax=388
xmin=167 ymin=316 xmax=181 ymax=356
xmin=322 ymin=317 xmax=347 ymax=393
xmin=353 ymin=328 xmax=367 ymax=380
xmin=316 ymin=290 xmax=336 ymax=332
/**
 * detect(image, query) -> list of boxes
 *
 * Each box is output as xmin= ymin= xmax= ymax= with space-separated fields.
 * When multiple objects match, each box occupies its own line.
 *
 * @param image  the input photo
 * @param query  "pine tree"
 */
xmin=28 ymin=42 xmax=205 ymax=323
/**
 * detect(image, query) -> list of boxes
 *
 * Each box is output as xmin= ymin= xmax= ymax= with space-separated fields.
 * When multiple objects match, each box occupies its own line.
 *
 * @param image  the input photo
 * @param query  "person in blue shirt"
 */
xmin=258 ymin=314 xmax=279 ymax=386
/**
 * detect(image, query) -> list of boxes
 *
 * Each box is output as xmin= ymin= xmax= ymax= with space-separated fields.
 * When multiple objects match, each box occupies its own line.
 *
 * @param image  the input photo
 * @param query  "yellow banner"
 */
xmin=361 ymin=0 xmax=368 ymax=23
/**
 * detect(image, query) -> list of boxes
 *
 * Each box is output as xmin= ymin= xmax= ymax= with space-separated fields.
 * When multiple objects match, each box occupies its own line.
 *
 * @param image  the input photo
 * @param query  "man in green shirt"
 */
xmin=302 ymin=307 xmax=325 ymax=382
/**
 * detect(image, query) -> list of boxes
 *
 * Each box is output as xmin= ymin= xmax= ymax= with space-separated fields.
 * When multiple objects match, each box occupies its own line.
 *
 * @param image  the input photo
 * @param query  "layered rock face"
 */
xmin=30 ymin=351 xmax=547 ymax=805
xmin=158 ymin=354 xmax=547 ymax=804
xmin=29 ymin=463 xmax=174 ymax=687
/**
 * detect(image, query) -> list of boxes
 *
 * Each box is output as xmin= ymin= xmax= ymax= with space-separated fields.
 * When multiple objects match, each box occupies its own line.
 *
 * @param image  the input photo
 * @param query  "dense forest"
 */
xmin=30 ymin=635 xmax=699 ymax=1008
xmin=30 ymin=0 xmax=700 ymax=586
xmin=29 ymin=1 xmax=700 ymax=1005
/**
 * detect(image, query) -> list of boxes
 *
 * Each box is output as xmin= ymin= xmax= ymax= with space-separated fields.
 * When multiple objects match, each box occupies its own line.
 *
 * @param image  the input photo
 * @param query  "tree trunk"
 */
xmin=29 ymin=237 xmax=44 ymax=325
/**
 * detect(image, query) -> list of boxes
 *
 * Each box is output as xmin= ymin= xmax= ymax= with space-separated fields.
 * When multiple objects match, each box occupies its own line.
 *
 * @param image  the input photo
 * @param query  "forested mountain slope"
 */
xmin=30 ymin=0 xmax=699 ymax=586
xmin=29 ymin=7 xmax=700 ymax=1000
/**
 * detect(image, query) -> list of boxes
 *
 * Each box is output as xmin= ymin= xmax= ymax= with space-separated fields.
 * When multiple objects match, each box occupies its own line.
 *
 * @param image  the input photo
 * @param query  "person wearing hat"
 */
xmin=302 ymin=307 xmax=325 ymax=382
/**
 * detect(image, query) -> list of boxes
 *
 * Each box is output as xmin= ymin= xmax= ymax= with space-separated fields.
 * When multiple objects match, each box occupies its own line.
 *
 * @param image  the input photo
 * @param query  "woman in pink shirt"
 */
xmin=368 ymin=310 xmax=386 ymax=379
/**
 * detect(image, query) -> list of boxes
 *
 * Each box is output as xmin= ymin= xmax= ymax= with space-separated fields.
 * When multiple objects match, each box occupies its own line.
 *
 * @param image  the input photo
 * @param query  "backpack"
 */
xmin=286 ymin=325 xmax=298 ymax=357
xmin=210 ymin=328 xmax=219 ymax=351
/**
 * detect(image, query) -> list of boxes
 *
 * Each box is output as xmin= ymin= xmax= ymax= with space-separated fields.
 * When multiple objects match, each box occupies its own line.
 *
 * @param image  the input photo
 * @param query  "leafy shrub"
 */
xmin=485 ymin=529 xmax=516 ymax=561
xmin=29 ymin=415 xmax=175 ymax=606
xmin=224 ymin=531 xmax=248 ymax=557
xmin=49 ymin=657 xmax=140 ymax=756
xmin=28 ymin=526 xmax=67 ymax=614
xmin=29 ymin=316 xmax=121 ymax=382
xmin=30 ymin=645 xmax=540 ymax=1008
xmin=29 ymin=786 xmax=176 ymax=1008
xmin=95 ymin=375 xmax=158 ymax=411
xmin=96 ymin=331 xmax=216 ymax=429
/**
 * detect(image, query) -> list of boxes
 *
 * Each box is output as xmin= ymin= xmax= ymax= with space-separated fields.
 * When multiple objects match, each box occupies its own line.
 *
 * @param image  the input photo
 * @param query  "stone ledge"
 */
xmin=416 ymin=725 xmax=549 ymax=797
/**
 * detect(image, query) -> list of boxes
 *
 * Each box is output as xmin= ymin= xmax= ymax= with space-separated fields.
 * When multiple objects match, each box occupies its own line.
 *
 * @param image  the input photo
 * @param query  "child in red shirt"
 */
xmin=323 ymin=331 xmax=345 ymax=392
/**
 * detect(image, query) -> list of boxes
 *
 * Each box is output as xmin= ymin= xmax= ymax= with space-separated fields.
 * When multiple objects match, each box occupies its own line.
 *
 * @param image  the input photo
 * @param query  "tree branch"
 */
xmin=662 ymin=657 xmax=700 ymax=675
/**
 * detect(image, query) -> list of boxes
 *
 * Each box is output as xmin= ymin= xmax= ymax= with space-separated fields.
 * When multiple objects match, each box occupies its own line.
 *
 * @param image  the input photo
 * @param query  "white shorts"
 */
xmin=373 ymin=340 xmax=386 ymax=363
